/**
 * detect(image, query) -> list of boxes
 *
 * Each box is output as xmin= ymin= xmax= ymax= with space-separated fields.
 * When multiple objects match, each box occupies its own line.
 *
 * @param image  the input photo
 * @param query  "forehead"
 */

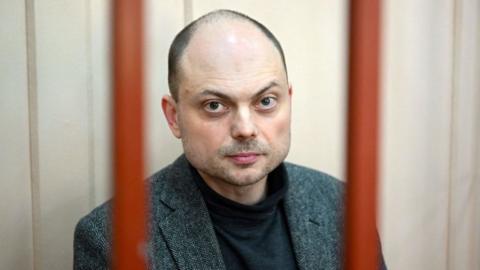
xmin=178 ymin=20 xmax=287 ymax=96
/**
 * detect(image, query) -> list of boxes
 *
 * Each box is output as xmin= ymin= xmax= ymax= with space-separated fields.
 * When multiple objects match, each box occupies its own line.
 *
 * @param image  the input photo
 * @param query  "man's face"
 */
xmin=164 ymin=21 xmax=291 ymax=188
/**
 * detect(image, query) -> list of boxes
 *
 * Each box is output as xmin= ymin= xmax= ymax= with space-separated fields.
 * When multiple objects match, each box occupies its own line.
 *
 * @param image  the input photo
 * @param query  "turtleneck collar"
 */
xmin=190 ymin=163 xmax=289 ymax=223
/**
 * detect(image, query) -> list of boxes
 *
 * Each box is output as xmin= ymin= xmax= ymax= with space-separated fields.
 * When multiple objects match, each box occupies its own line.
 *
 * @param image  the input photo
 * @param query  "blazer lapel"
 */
xmin=284 ymin=200 xmax=314 ymax=270
xmin=158 ymin=199 xmax=225 ymax=270
xmin=284 ymin=172 xmax=344 ymax=270
xmin=154 ymin=156 xmax=226 ymax=270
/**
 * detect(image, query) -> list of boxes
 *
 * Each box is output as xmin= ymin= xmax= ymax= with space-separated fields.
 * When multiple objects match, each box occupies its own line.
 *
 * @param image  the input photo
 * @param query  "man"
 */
xmin=74 ymin=9 xmax=386 ymax=270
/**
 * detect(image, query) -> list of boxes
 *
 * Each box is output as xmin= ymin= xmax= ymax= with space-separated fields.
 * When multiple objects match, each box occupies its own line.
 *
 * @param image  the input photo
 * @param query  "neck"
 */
xmin=198 ymin=173 xmax=268 ymax=205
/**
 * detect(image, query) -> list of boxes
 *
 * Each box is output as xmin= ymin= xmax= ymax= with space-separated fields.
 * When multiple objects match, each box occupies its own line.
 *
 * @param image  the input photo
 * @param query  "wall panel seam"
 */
xmin=25 ymin=0 xmax=40 ymax=268
xmin=85 ymin=0 xmax=96 ymax=209
xmin=474 ymin=9 xmax=480 ymax=268
xmin=446 ymin=0 xmax=461 ymax=269
xmin=475 ymin=0 xmax=480 ymax=190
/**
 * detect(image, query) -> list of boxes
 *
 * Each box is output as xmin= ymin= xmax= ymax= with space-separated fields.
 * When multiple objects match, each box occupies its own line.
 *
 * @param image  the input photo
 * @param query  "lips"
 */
xmin=227 ymin=152 xmax=260 ymax=165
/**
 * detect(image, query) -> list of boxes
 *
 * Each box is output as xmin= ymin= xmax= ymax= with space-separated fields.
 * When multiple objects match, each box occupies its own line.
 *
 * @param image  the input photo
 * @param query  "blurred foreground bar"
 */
xmin=345 ymin=0 xmax=382 ymax=269
xmin=112 ymin=0 xmax=147 ymax=269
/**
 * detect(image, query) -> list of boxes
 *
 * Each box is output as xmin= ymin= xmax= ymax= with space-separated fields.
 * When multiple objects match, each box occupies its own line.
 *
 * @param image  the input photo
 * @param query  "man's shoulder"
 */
xmin=75 ymin=155 xmax=192 ymax=228
xmin=74 ymin=160 xmax=171 ymax=231
xmin=75 ymin=201 xmax=112 ymax=242
xmin=74 ymin=201 xmax=112 ymax=268
xmin=284 ymin=161 xmax=344 ymax=188
xmin=284 ymin=161 xmax=345 ymax=204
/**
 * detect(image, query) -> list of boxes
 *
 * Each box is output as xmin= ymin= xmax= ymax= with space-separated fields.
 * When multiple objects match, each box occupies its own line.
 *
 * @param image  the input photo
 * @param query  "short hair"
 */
xmin=168 ymin=9 xmax=288 ymax=101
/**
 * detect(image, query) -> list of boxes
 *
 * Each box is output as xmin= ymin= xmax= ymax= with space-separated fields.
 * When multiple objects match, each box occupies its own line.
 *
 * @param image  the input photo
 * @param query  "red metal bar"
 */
xmin=345 ymin=0 xmax=382 ymax=269
xmin=112 ymin=0 xmax=147 ymax=269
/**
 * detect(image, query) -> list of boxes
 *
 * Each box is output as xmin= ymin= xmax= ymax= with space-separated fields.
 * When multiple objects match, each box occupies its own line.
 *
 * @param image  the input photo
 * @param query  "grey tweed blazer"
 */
xmin=74 ymin=155 xmax=346 ymax=270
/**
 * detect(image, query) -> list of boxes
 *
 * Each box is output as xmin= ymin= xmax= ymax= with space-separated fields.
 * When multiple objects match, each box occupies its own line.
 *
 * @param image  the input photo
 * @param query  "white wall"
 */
xmin=380 ymin=0 xmax=480 ymax=269
xmin=0 ymin=0 xmax=478 ymax=269
xmin=380 ymin=0 xmax=454 ymax=269
xmin=0 ymin=1 xmax=33 ymax=269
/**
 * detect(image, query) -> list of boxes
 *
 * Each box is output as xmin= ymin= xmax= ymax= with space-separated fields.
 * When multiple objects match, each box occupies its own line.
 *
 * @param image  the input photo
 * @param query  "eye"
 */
xmin=257 ymin=96 xmax=277 ymax=110
xmin=204 ymin=101 xmax=228 ymax=114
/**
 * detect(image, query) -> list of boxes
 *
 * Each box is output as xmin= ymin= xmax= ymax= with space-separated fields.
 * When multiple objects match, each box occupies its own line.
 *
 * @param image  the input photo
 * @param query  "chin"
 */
xmin=223 ymin=167 xmax=269 ymax=187
xmin=223 ymin=175 xmax=265 ymax=187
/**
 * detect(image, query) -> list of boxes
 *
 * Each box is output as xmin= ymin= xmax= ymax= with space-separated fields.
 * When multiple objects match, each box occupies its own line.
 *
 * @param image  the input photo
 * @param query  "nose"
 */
xmin=231 ymin=107 xmax=258 ymax=140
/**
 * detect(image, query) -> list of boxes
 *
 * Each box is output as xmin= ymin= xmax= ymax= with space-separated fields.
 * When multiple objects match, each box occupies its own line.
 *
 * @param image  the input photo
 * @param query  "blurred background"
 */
xmin=1 ymin=0 xmax=479 ymax=269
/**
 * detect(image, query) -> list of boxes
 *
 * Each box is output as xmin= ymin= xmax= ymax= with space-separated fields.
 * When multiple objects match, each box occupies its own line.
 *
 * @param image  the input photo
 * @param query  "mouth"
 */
xmin=227 ymin=152 xmax=261 ymax=165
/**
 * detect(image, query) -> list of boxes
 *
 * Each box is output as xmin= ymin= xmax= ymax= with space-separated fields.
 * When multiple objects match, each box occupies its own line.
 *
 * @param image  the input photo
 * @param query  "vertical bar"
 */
xmin=345 ymin=0 xmax=382 ymax=270
xmin=112 ymin=0 xmax=147 ymax=269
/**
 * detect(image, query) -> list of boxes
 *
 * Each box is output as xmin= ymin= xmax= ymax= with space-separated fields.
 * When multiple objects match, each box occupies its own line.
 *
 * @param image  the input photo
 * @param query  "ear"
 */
xmin=161 ymin=95 xmax=182 ymax=138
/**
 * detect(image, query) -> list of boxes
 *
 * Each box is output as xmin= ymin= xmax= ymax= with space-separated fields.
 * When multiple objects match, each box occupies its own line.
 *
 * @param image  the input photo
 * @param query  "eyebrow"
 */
xmin=196 ymin=81 xmax=281 ymax=102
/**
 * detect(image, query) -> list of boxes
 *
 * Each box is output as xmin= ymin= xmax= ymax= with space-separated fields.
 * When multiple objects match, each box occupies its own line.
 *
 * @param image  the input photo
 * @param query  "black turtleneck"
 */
xmin=191 ymin=164 xmax=298 ymax=270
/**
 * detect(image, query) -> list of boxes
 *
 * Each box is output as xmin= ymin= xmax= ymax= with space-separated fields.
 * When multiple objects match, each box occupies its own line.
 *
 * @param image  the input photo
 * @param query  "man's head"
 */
xmin=162 ymin=9 xmax=292 ymax=193
xmin=168 ymin=9 xmax=288 ymax=101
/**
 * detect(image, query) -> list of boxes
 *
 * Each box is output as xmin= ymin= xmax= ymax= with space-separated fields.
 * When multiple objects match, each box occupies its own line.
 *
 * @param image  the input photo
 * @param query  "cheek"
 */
xmin=263 ymin=111 xmax=291 ymax=139
xmin=180 ymin=115 xmax=228 ymax=151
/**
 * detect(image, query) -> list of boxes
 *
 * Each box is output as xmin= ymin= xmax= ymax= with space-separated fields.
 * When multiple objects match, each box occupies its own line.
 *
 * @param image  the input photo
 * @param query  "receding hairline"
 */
xmin=168 ymin=9 xmax=288 ymax=101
